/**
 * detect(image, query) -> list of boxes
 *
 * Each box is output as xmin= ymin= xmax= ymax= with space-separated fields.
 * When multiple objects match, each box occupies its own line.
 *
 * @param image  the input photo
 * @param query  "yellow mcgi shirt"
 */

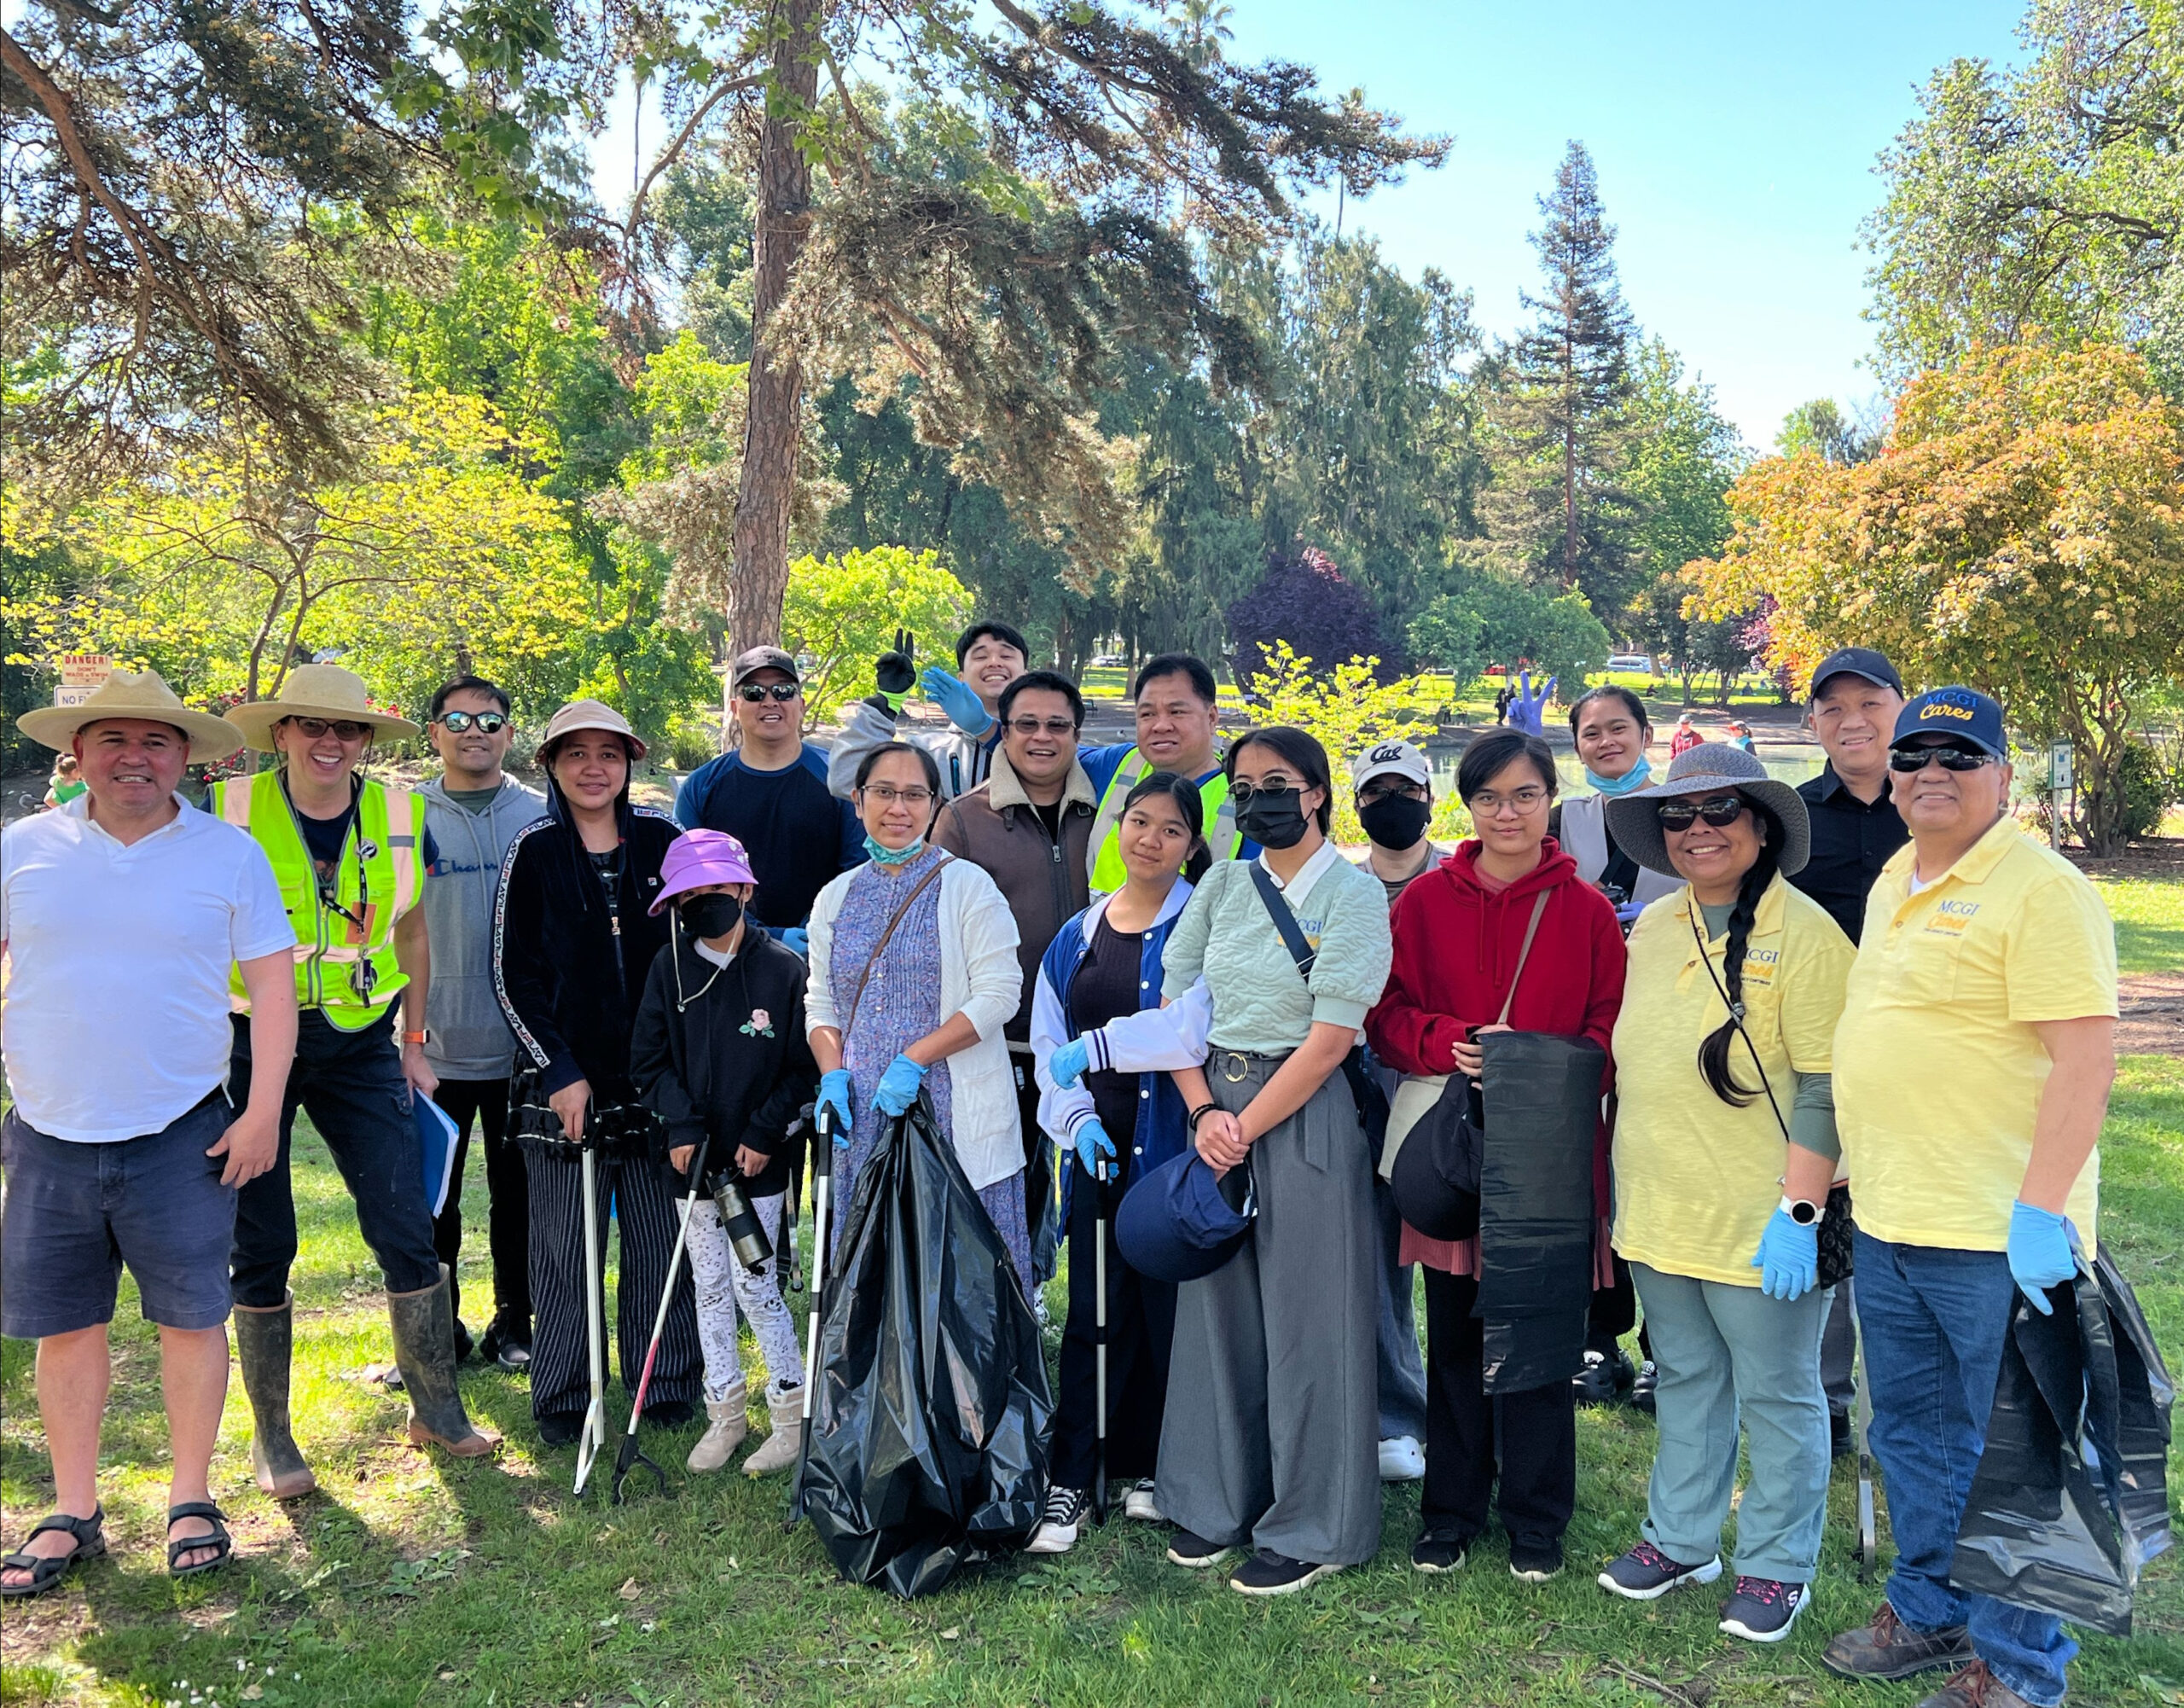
xmin=1834 ymin=816 xmax=2117 ymax=1254
xmin=1612 ymin=875 xmax=1856 ymax=1287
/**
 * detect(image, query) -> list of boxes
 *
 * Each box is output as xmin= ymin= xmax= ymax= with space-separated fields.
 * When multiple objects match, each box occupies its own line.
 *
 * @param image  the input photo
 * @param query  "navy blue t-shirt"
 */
xmin=672 ymin=746 xmax=864 ymax=931
xmin=294 ymin=800 xmax=438 ymax=886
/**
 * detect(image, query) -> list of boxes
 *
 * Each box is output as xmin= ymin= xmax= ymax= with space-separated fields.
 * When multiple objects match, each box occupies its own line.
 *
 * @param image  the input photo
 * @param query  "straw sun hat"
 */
xmin=222 ymin=663 xmax=421 ymax=752
xmin=16 ymin=670 xmax=242 ymax=764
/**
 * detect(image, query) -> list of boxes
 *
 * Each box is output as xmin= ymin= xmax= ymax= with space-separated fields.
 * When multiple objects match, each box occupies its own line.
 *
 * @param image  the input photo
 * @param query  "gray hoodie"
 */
xmin=421 ymin=775 xmax=549 ymax=1080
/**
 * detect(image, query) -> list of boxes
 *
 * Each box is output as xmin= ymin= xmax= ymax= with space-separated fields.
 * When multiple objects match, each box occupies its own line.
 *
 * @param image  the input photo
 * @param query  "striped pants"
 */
xmin=526 ymin=1152 xmax=701 ymax=1423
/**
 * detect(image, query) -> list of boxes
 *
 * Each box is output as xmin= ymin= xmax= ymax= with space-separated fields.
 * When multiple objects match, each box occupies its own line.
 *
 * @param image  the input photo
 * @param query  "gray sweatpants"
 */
xmin=1154 ymin=1053 xmax=1381 ymax=1566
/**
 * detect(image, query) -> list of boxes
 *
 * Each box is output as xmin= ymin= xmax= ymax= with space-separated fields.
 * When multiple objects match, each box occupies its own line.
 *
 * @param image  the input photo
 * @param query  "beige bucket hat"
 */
xmin=223 ymin=663 xmax=421 ymax=752
xmin=17 ymin=670 xmax=243 ymax=764
xmin=540 ymin=698 xmax=648 ymax=760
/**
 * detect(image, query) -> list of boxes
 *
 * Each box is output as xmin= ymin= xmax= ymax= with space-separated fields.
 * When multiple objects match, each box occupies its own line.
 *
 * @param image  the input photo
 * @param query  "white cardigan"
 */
xmin=804 ymin=853 xmax=1025 ymax=1191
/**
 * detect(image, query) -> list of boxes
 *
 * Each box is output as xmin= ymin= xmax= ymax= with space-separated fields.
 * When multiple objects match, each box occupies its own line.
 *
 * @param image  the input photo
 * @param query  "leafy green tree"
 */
xmin=1408 ymin=573 xmax=1613 ymax=694
xmin=780 ymin=547 xmax=974 ymax=729
xmin=1240 ymin=641 xmax=1432 ymax=842
xmin=1774 ymin=398 xmax=1881 ymax=466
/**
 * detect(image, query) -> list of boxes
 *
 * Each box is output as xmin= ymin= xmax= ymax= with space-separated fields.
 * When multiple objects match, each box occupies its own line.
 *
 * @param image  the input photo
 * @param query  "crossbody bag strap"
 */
xmin=1494 ymin=891 xmax=1553 ymax=1026
xmin=1246 ymin=859 xmax=1318 ymax=979
xmin=841 ymin=852 xmax=954 ymax=1041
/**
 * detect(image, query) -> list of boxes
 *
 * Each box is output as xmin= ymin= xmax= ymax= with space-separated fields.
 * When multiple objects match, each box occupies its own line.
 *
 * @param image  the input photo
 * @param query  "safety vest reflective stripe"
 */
xmin=1086 ymin=749 xmax=1240 ymax=894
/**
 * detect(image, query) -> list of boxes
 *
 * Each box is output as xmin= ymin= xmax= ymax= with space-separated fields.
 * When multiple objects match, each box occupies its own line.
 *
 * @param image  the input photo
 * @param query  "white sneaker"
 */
xmin=1123 ymin=1479 xmax=1164 ymax=1522
xmin=1025 ymin=1485 xmax=1089 ymax=1554
xmin=1378 ymin=1435 xmax=1425 ymax=1482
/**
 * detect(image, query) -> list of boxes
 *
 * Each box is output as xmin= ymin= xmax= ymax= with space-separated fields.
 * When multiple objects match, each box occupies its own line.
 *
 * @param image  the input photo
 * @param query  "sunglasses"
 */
xmin=1656 ymin=795 xmax=1750 ymax=831
xmin=736 ymin=682 xmax=801 ymax=703
xmin=1889 ymin=745 xmax=1996 ymax=773
xmin=436 ymin=711 xmax=506 ymax=735
xmin=284 ymin=716 xmax=373 ymax=742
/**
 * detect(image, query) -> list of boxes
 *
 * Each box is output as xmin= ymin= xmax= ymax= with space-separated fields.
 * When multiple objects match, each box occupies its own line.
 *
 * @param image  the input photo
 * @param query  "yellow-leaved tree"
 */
xmin=1243 ymin=642 xmax=1442 ymax=844
xmin=1687 ymin=341 xmax=2184 ymax=851
xmin=781 ymin=547 xmax=974 ymax=729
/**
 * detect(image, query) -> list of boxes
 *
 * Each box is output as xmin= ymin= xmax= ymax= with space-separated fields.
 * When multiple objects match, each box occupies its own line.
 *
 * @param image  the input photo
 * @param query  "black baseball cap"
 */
xmin=1892 ymin=686 xmax=2007 ymax=758
xmin=1809 ymin=647 xmax=1904 ymax=699
xmin=729 ymin=646 xmax=800 ymax=688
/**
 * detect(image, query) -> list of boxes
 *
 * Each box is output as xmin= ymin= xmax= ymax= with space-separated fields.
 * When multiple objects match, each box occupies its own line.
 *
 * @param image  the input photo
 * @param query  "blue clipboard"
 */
xmin=413 ymin=1093 xmax=459 ymax=1219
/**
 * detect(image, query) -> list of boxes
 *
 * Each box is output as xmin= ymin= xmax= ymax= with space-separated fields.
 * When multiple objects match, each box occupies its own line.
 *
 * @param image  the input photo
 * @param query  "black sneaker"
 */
xmin=1025 ymin=1485 xmax=1089 ymax=1555
xmin=1598 ymin=1540 xmax=1724 ymax=1601
xmin=1573 ymin=1349 xmax=1636 ymax=1405
xmin=1230 ymin=1550 xmax=1341 ymax=1596
xmin=1166 ymin=1527 xmax=1233 ymax=1569
xmin=1630 ymin=1358 xmax=1659 ymax=1415
xmin=1831 ymin=1407 xmax=1853 ymax=1460
xmin=536 ymin=1411 xmax=582 ymax=1447
xmin=479 ymin=1317 xmax=533 ymax=1372
xmin=1410 ymin=1530 xmax=1469 ymax=1574
xmin=1720 ymin=1577 xmax=1809 ymax=1643
xmin=1509 ymin=1537 xmax=1564 ymax=1583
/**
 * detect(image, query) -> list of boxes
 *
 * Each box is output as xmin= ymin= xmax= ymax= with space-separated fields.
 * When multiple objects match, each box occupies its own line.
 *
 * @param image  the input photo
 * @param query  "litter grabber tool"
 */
xmin=1854 ymin=1306 xmax=1876 ymax=1581
xmin=572 ymin=1130 xmax=609 ymax=1497
xmin=1093 ymin=1153 xmax=1111 ymax=1527
xmin=787 ymin=1105 xmax=834 ymax=1528
xmin=612 ymin=1130 xmax=717 ymax=1504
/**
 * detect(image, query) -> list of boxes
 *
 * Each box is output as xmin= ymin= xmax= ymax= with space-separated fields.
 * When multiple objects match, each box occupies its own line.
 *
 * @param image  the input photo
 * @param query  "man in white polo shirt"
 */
xmin=0 ymin=672 xmax=297 ymax=1597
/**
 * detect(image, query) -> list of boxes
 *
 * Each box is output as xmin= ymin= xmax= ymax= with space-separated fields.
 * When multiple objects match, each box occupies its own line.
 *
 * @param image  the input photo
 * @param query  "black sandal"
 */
xmin=0 ymin=1507 xmax=106 ymax=1598
xmin=166 ymin=1502 xmax=234 ymax=1578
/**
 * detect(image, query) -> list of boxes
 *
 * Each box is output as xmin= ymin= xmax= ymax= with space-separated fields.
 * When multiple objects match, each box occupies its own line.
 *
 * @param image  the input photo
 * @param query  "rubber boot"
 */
xmin=232 ymin=1294 xmax=317 ymax=1498
xmin=741 ymin=1390 xmax=806 ymax=1478
xmin=685 ymin=1381 xmax=749 ymax=1473
xmin=387 ymin=1266 xmax=500 ymax=1459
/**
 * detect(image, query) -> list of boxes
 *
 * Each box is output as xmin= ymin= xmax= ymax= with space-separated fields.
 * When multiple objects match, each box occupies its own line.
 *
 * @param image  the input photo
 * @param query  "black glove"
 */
xmin=872 ymin=627 xmax=915 ymax=711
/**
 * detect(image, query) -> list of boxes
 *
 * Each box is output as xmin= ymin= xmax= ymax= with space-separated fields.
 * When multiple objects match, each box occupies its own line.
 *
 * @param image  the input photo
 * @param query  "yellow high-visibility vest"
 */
xmin=1084 ymin=749 xmax=1239 ymax=894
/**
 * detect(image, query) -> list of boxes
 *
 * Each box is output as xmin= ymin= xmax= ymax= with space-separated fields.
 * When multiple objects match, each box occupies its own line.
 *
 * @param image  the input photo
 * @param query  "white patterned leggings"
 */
xmin=687 ymin=1191 xmax=805 ymax=1407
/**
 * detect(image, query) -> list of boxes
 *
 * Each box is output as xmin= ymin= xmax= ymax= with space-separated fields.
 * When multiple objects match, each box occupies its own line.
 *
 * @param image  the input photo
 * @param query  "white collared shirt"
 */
xmin=2 ymin=794 xmax=293 ymax=1141
xmin=1260 ymin=837 xmax=1342 ymax=896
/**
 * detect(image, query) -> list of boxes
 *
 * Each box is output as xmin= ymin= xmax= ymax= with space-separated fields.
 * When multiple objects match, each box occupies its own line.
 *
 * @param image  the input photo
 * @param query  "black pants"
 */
xmin=229 ymin=1012 xmax=441 ymax=1309
xmin=1421 ymin=1268 xmax=1577 ymax=1548
xmin=526 ymin=1147 xmax=700 ymax=1422
xmin=1051 ymin=1154 xmax=1175 ymax=1490
xmin=430 ymin=1077 xmax=530 ymax=1332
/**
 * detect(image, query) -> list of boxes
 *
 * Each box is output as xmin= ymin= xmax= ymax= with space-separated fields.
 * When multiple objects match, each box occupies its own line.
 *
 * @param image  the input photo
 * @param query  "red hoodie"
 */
xmin=1367 ymin=837 xmax=1628 ymax=1210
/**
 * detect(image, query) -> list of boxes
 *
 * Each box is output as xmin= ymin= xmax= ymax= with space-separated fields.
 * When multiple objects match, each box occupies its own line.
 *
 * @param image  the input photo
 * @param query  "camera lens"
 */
xmin=712 ymin=1176 xmax=774 ymax=1274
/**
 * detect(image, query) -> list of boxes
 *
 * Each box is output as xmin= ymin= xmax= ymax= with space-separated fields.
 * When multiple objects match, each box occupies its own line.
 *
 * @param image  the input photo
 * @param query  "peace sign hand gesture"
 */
xmin=1507 ymin=669 xmax=1559 ymax=736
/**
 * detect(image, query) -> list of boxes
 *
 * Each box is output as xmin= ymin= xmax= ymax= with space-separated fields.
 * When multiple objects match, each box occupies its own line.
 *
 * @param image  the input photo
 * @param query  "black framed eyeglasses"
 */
xmin=1889 ymin=745 xmax=1996 ymax=773
xmin=1227 ymin=779 xmax=1300 ymax=808
xmin=1656 ymin=795 xmax=1750 ymax=830
xmin=436 ymin=711 xmax=506 ymax=735
xmin=1359 ymin=780 xmax=1429 ymax=805
xmin=736 ymin=683 xmax=800 ymax=702
xmin=1006 ymin=716 xmax=1079 ymax=737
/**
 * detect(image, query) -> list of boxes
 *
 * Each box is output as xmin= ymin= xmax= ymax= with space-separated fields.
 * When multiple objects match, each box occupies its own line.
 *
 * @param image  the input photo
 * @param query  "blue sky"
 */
xmin=591 ymin=2 xmax=2026 ymax=450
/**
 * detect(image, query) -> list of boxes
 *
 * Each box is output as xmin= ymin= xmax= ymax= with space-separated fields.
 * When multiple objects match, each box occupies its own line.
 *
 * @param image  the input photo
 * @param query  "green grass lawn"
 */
xmin=6 ymin=1057 xmax=2184 ymax=1707
xmin=2095 ymin=876 xmax=2184 ymax=977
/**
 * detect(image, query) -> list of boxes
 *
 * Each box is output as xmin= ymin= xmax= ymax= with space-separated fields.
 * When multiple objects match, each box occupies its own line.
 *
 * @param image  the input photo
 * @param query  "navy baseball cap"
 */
xmin=1809 ymin=646 xmax=1904 ymax=699
xmin=1892 ymin=686 xmax=2007 ymax=758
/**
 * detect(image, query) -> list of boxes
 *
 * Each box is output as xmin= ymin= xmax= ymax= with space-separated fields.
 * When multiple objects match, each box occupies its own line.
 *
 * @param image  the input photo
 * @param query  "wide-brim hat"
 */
xmin=540 ymin=698 xmax=648 ymax=760
xmin=1604 ymin=741 xmax=1811 ymax=879
xmin=652 ymin=829 xmax=758 ymax=914
xmin=224 ymin=663 xmax=421 ymax=752
xmin=18 ymin=669 xmax=242 ymax=764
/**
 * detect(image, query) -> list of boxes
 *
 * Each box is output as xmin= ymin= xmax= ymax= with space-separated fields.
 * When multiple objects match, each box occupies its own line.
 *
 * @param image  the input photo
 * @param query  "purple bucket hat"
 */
xmin=650 ymin=829 xmax=758 ymax=915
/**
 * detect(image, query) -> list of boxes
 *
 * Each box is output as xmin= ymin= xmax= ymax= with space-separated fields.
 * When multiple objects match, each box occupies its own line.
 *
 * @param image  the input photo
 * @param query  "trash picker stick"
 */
xmin=787 ymin=1106 xmax=834 ymax=1527
xmin=613 ymin=1130 xmax=715 ymax=1503
xmin=1093 ymin=1153 xmax=1110 ymax=1527
xmin=573 ymin=1141 xmax=608 ymax=1496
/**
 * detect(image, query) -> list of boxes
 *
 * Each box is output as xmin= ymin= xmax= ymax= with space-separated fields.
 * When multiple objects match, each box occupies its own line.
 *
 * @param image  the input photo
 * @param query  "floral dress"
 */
xmin=829 ymin=845 xmax=1033 ymax=1294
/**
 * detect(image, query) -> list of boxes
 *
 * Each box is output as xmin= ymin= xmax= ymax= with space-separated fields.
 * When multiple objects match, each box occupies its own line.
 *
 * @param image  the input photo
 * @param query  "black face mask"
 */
xmin=1235 ymin=787 xmax=1311 ymax=851
xmin=680 ymin=892 xmax=743 ymax=939
xmin=1359 ymin=793 xmax=1432 ymax=851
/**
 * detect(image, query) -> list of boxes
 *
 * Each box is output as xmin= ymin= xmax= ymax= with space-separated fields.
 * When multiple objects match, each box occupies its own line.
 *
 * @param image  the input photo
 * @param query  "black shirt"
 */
xmin=673 ymin=747 xmax=863 ymax=931
xmin=293 ymin=789 xmax=439 ymax=889
xmin=1792 ymin=764 xmax=1908 ymax=945
xmin=1068 ymin=914 xmax=1146 ymax=1162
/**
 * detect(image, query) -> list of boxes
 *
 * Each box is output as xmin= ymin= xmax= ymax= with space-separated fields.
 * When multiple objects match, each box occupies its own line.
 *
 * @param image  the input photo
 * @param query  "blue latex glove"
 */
xmin=2008 ymin=1200 xmax=2080 ymax=1314
xmin=919 ymin=664 xmax=994 ymax=737
xmin=780 ymin=925 xmax=810 ymax=957
xmin=873 ymin=1052 xmax=929 ymax=1117
xmin=1506 ymin=669 xmax=1559 ymax=737
xmin=816 ymin=1070 xmax=855 ymax=1146
xmin=1750 ymin=1205 xmax=1819 ymax=1300
xmin=1048 ymin=1036 xmax=1091 ymax=1089
xmin=1072 ymin=1115 xmax=1118 ymax=1178
xmin=1614 ymin=898 xmax=1646 ymax=930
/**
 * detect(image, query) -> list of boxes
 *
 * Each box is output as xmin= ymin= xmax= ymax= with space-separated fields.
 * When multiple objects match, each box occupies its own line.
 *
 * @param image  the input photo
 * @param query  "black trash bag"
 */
xmin=1949 ymin=1248 xmax=2174 ymax=1636
xmin=1475 ymin=1031 xmax=1604 ymax=1395
xmin=793 ymin=1093 xmax=1052 ymax=1598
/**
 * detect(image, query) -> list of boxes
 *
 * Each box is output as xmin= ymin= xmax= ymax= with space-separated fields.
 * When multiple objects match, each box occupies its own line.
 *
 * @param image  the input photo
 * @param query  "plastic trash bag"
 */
xmin=793 ymin=1093 xmax=1051 ymax=1598
xmin=1949 ymin=1248 xmax=2173 ymax=1635
xmin=1475 ymin=1031 xmax=1605 ymax=1395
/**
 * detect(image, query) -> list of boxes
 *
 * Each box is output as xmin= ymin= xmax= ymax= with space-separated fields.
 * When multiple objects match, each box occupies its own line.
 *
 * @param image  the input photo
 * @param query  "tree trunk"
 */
xmin=728 ymin=0 xmax=822 ymax=653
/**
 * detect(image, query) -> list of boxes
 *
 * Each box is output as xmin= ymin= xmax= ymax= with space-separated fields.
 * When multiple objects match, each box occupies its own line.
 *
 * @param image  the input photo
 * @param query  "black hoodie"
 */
xmin=629 ymin=925 xmax=816 ymax=1198
xmin=493 ymin=763 xmax=679 ymax=1130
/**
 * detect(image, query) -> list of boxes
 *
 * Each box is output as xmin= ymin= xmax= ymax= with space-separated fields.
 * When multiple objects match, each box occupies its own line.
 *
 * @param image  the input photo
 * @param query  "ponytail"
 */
xmin=1695 ymin=804 xmax=1785 ymax=1108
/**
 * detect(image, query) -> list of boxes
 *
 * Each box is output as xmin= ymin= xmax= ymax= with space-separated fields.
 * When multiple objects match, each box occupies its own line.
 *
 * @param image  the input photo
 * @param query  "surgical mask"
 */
xmin=679 ymin=892 xmax=743 ymax=939
xmin=1234 ymin=788 xmax=1310 ymax=851
xmin=1587 ymin=763 xmax=1653 ymax=798
xmin=865 ymin=834 xmax=926 ymax=866
xmin=1358 ymin=793 xmax=1432 ymax=851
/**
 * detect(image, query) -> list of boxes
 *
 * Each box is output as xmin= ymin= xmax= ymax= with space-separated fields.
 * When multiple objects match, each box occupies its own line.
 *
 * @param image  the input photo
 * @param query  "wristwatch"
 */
xmin=1780 ymin=1194 xmax=1821 ymax=1227
xmin=402 ymin=1028 xmax=431 ymax=1046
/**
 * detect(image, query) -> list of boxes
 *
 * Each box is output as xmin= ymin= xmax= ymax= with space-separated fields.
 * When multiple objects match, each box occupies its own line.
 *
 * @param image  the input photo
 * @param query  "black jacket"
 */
xmin=494 ymin=771 xmax=678 ymax=1118
xmin=630 ymin=927 xmax=817 ymax=1198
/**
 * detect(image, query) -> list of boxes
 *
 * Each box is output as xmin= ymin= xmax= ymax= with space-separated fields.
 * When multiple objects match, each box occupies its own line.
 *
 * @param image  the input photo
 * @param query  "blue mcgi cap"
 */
xmin=1892 ymin=686 xmax=2007 ymax=758
xmin=1113 ymin=1149 xmax=1254 ymax=1285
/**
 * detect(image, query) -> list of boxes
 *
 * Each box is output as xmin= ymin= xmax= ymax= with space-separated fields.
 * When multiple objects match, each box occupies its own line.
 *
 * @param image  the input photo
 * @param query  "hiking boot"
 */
xmin=387 ymin=1267 xmax=499 ymax=1459
xmin=1598 ymin=1540 xmax=1722 ymax=1601
xmin=1410 ymin=1529 xmax=1470 ymax=1574
xmin=1025 ymin=1485 xmax=1090 ymax=1555
xmin=1574 ymin=1348 xmax=1636 ymax=1405
xmin=1630 ymin=1358 xmax=1659 ymax=1415
xmin=1230 ymin=1550 xmax=1341 ymax=1596
xmin=1123 ymin=1479 xmax=1163 ymax=1522
xmin=685 ymin=1386 xmax=749 ymax=1473
xmin=741 ymin=1391 xmax=807 ymax=1478
xmin=232 ymin=1293 xmax=317 ymax=1498
xmin=1166 ymin=1527 xmax=1233 ymax=1569
xmin=1377 ymin=1435 xmax=1425 ymax=1481
xmin=1824 ymin=1603 xmax=1976 ymax=1681
xmin=1914 ymin=1663 xmax=2036 ymax=1708
xmin=1719 ymin=1577 xmax=1809 ymax=1643
xmin=1509 ymin=1536 xmax=1564 ymax=1582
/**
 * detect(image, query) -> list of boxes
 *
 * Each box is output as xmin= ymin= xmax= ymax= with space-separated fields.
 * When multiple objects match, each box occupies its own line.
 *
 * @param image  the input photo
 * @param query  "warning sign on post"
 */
xmin=54 ymin=654 xmax=114 ymax=706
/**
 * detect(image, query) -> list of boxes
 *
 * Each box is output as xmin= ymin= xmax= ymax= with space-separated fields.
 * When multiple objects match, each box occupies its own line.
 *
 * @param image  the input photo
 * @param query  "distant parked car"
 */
xmin=1605 ymin=653 xmax=1653 ymax=673
xmin=1091 ymin=654 xmax=1127 ymax=668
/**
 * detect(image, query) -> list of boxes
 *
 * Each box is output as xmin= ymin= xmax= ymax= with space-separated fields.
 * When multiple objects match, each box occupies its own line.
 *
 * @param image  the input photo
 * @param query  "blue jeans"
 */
xmin=1856 ymin=1230 xmax=2077 ymax=1705
xmin=1374 ymin=1170 xmax=1427 ymax=1441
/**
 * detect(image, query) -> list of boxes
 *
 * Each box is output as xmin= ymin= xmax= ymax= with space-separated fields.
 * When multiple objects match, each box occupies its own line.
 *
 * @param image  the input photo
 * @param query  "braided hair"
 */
xmin=1695 ymin=798 xmax=1785 ymax=1107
